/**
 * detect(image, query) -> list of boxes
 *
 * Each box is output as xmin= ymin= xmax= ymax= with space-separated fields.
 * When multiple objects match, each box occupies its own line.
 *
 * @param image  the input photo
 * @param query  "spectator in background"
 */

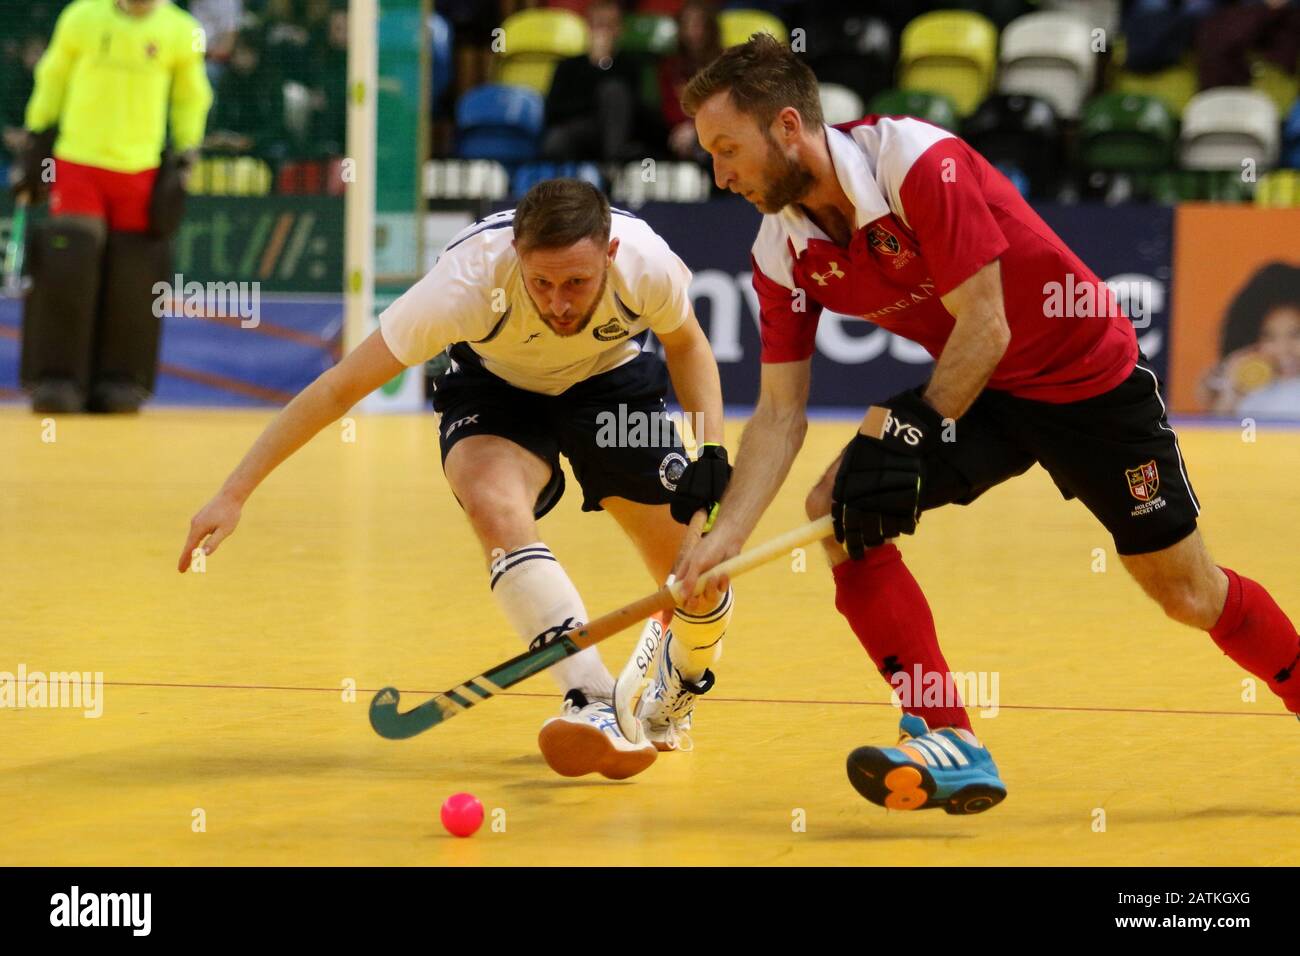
xmin=658 ymin=0 xmax=722 ymax=161
xmin=204 ymin=28 xmax=289 ymax=164
xmin=190 ymin=0 xmax=244 ymax=86
xmin=1 ymin=35 xmax=46 ymax=166
xmin=262 ymin=0 xmax=313 ymax=87
xmin=309 ymin=5 xmax=348 ymax=157
xmin=1119 ymin=0 xmax=1217 ymax=73
xmin=1196 ymin=0 xmax=1300 ymax=90
xmin=542 ymin=0 xmax=647 ymax=163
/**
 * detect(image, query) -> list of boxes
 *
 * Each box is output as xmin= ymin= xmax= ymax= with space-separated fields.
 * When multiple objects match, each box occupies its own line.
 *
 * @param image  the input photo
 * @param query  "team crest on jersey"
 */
xmin=1125 ymin=460 xmax=1160 ymax=502
xmin=659 ymin=452 xmax=688 ymax=491
xmin=145 ymin=41 xmax=158 ymax=59
xmin=592 ymin=317 xmax=629 ymax=342
xmin=867 ymin=223 xmax=901 ymax=256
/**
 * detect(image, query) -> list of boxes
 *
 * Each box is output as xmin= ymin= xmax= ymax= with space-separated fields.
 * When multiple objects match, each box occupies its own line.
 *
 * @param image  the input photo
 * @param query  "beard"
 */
xmin=754 ymin=131 xmax=816 ymax=213
xmin=537 ymin=269 xmax=609 ymax=337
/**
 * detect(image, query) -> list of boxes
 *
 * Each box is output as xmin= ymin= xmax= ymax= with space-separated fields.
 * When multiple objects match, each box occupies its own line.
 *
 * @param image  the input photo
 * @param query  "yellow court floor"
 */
xmin=1 ymin=406 xmax=1297 ymax=866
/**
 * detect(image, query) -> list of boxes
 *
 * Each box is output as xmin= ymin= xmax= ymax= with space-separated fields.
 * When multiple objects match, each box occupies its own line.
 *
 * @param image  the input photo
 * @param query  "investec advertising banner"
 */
xmin=633 ymin=198 xmax=1172 ymax=408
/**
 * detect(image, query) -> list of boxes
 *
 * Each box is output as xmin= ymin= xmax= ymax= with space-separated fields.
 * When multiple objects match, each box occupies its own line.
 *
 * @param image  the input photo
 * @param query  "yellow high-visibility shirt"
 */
xmin=25 ymin=0 xmax=214 ymax=174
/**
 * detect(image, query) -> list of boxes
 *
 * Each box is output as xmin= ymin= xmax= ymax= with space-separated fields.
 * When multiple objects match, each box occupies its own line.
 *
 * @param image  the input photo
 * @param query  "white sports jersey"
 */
xmin=379 ymin=208 xmax=693 ymax=395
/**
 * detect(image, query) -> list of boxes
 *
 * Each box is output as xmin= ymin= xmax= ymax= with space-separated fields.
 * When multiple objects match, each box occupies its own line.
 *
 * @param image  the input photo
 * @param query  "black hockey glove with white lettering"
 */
xmin=832 ymin=389 xmax=946 ymax=560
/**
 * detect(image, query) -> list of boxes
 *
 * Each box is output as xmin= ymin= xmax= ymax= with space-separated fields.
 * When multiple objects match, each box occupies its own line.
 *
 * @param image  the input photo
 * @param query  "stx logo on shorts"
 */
xmin=1126 ymin=460 xmax=1160 ymax=502
xmin=810 ymin=262 xmax=844 ymax=286
xmin=444 ymin=414 xmax=479 ymax=437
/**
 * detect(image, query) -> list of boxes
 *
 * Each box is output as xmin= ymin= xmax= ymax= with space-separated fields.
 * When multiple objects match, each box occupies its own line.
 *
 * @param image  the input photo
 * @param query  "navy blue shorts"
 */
xmin=917 ymin=353 xmax=1201 ymax=556
xmin=432 ymin=344 xmax=689 ymax=518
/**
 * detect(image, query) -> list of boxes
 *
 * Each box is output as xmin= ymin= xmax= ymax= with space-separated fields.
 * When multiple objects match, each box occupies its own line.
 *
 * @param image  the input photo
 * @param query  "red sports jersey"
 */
xmin=752 ymin=117 xmax=1138 ymax=403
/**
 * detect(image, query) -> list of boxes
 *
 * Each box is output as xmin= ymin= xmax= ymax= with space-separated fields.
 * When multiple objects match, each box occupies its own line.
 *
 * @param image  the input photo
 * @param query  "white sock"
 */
xmin=489 ymin=542 xmax=615 ymax=700
xmin=670 ymin=586 xmax=733 ymax=681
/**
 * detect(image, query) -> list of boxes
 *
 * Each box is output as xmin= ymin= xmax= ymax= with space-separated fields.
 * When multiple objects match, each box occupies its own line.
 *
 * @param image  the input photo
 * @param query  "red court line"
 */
xmin=157 ymin=362 xmax=293 ymax=404
xmin=171 ymin=309 xmax=336 ymax=349
xmin=84 ymin=679 xmax=1297 ymax=718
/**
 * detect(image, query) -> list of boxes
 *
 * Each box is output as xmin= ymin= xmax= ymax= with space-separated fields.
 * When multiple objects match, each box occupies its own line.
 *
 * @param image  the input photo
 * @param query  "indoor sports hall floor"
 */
xmin=2 ymin=407 xmax=1297 ymax=866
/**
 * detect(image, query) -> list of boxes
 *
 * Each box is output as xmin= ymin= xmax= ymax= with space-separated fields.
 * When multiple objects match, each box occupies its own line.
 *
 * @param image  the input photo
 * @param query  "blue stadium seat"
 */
xmin=455 ymin=85 xmax=545 ymax=164
xmin=1283 ymin=100 xmax=1300 ymax=169
xmin=510 ymin=162 xmax=605 ymax=199
xmin=431 ymin=13 xmax=453 ymax=106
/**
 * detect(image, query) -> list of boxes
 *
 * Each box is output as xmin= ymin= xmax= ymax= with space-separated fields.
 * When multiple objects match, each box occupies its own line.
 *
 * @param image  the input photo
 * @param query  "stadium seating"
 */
xmin=1110 ymin=51 xmax=1198 ymax=118
xmin=424 ymin=159 xmax=511 ymax=201
xmin=943 ymin=0 xmax=1036 ymax=30
xmin=1079 ymin=93 xmax=1177 ymax=173
xmin=431 ymin=13 xmax=453 ymax=107
xmin=963 ymin=93 xmax=1061 ymax=197
xmin=898 ymin=11 xmax=998 ymax=117
xmin=1254 ymin=170 xmax=1300 ymax=207
xmin=819 ymin=84 xmax=867 ymax=126
xmin=999 ymin=11 xmax=1098 ymax=120
xmin=1180 ymin=88 xmax=1280 ymax=172
xmin=610 ymin=159 xmax=712 ymax=205
xmin=189 ymin=157 xmax=274 ymax=196
xmin=1041 ymin=0 xmax=1119 ymax=34
xmin=1283 ymin=101 xmax=1300 ymax=169
xmin=805 ymin=15 xmax=893 ymax=106
xmin=511 ymin=161 xmax=605 ymax=199
xmin=1250 ymin=57 xmax=1300 ymax=117
xmin=619 ymin=13 xmax=677 ymax=56
xmin=718 ymin=9 xmax=788 ymax=49
xmin=867 ymin=89 xmax=960 ymax=132
xmin=494 ymin=9 xmax=589 ymax=96
xmin=455 ymin=84 xmax=545 ymax=165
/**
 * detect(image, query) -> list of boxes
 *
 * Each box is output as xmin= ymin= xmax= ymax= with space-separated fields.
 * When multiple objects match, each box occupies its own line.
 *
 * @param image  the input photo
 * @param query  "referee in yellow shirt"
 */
xmin=13 ymin=0 xmax=212 ymax=413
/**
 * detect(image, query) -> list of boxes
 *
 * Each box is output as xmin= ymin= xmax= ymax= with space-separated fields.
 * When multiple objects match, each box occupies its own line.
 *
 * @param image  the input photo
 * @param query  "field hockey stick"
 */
xmin=369 ymin=513 xmax=835 ymax=740
xmin=2 ymin=192 xmax=29 ymax=298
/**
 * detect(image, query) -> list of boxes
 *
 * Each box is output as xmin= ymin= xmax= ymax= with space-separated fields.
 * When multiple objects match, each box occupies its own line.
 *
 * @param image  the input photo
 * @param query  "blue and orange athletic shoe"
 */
xmin=846 ymin=714 xmax=1007 ymax=815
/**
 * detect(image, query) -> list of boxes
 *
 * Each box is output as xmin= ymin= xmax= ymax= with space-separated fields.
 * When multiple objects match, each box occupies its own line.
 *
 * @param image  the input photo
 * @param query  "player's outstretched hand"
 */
xmin=673 ymin=527 xmax=740 ymax=612
xmin=178 ymin=493 xmax=242 ymax=572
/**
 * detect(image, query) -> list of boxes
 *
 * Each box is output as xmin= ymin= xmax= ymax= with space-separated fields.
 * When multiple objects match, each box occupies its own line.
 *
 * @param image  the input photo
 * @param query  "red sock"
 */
xmin=1210 ymin=567 xmax=1300 ymax=712
xmin=832 ymin=544 xmax=972 ymax=732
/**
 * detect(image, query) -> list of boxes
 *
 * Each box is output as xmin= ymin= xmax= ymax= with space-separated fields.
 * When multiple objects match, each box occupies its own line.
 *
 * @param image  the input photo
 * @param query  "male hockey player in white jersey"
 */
xmin=179 ymin=179 xmax=734 ymax=779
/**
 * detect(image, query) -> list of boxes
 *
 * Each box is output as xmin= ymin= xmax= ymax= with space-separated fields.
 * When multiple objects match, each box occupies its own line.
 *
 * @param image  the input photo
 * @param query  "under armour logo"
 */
xmin=810 ymin=262 xmax=845 ymax=286
xmin=529 ymin=617 xmax=582 ymax=651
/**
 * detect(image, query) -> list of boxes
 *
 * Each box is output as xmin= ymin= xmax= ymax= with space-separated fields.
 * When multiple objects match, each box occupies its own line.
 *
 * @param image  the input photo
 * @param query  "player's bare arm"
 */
xmin=676 ymin=357 xmax=811 ymax=603
xmin=177 ymin=330 xmax=406 ymax=571
xmin=917 ymin=259 xmax=1012 ymax=421
xmin=656 ymin=308 xmax=725 ymax=447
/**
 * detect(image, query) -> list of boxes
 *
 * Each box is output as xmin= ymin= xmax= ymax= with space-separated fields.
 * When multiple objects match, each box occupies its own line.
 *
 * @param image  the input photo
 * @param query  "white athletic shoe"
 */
xmin=538 ymin=689 xmax=658 ymax=780
xmin=636 ymin=634 xmax=716 ymax=752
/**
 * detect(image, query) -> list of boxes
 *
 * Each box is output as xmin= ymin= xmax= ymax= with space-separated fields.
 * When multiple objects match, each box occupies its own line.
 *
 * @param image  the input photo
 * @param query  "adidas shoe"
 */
xmin=538 ymin=689 xmax=657 ymax=780
xmin=845 ymin=713 xmax=1007 ymax=815
xmin=635 ymin=633 xmax=715 ymax=752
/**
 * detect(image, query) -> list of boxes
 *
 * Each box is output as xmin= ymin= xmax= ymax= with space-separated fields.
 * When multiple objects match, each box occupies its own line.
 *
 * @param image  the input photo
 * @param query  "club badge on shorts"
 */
xmin=1126 ymin=460 xmax=1160 ymax=502
xmin=659 ymin=452 xmax=688 ymax=491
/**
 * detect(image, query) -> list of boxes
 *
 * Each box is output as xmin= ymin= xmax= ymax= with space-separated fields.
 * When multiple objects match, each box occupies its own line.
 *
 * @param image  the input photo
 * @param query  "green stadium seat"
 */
xmin=620 ymin=13 xmax=677 ymax=55
xmin=899 ymin=11 xmax=998 ymax=117
xmin=1079 ymin=93 xmax=1177 ymax=173
xmin=867 ymin=89 xmax=961 ymax=132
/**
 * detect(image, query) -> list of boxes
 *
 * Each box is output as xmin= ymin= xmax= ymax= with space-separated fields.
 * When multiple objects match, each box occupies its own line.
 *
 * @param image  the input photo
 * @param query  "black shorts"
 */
xmin=919 ymin=354 xmax=1201 ymax=555
xmin=431 ymin=344 xmax=688 ymax=518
